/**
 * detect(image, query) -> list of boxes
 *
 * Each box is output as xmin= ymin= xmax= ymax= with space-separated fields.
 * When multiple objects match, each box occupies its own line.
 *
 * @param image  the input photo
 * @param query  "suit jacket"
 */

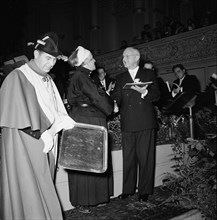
xmin=111 ymin=67 xmax=160 ymax=132
xmin=103 ymin=76 xmax=115 ymax=91
xmin=91 ymin=73 xmax=115 ymax=91
xmin=172 ymin=74 xmax=201 ymax=96
xmin=154 ymin=77 xmax=172 ymax=110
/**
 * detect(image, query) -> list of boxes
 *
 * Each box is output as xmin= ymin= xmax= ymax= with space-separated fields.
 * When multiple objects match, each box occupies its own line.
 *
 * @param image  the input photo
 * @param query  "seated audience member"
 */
xmin=153 ymin=20 xmax=164 ymax=40
xmin=196 ymin=73 xmax=217 ymax=113
xmin=91 ymin=67 xmax=116 ymax=94
xmin=144 ymin=61 xmax=172 ymax=111
xmin=171 ymin=64 xmax=201 ymax=98
xmin=187 ymin=18 xmax=196 ymax=31
xmin=120 ymin=40 xmax=128 ymax=49
xmin=174 ymin=21 xmax=186 ymax=34
xmin=141 ymin=24 xmax=152 ymax=43
xmin=162 ymin=16 xmax=173 ymax=37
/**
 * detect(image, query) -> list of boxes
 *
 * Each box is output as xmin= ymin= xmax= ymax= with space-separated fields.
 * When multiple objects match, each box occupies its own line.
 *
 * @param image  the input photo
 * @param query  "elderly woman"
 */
xmin=67 ymin=46 xmax=114 ymax=210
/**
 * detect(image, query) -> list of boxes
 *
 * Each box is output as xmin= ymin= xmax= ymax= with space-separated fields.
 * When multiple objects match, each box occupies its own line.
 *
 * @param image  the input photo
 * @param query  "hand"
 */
xmin=57 ymin=55 xmax=68 ymax=62
xmin=113 ymin=101 xmax=119 ymax=113
xmin=173 ymin=88 xmax=179 ymax=94
xmin=172 ymin=83 xmax=182 ymax=94
xmin=107 ymin=81 xmax=116 ymax=93
xmin=41 ymin=130 xmax=54 ymax=153
xmin=49 ymin=115 xmax=76 ymax=136
xmin=61 ymin=115 xmax=76 ymax=130
xmin=131 ymin=85 xmax=148 ymax=94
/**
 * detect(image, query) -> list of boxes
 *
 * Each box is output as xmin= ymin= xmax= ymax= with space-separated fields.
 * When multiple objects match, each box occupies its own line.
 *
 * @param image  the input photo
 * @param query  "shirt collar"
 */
xmin=128 ymin=66 xmax=139 ymax=80
xmin=179 ymin=75 xmax=186 ymax=85
xmin=28 ymin=59 xmax=47 ymax=77
xmin=128 ymin=66 xmax=139 ymax=74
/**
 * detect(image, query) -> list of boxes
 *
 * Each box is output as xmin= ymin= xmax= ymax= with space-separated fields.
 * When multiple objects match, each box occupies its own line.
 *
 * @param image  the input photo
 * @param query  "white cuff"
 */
xmin=141 ymin=90 xmax=148 ymax=99
xmin=41 ymin=130 xmax=54 ymax=153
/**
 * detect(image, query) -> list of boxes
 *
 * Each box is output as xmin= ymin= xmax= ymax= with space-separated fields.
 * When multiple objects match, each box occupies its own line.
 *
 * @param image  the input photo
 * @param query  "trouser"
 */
xmin=121 ymin=129 xmax=156 ymax=195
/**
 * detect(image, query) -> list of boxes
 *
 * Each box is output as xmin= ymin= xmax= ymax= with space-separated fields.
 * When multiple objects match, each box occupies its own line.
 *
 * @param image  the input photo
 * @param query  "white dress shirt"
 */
xmin=129 ymin=66 xmax=139 ymax=81
xmin=128 ymin=66 xmax=147 ymax=98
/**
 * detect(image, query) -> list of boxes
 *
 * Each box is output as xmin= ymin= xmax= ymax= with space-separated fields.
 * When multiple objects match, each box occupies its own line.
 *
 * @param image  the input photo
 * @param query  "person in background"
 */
xmin=171 ymin=64 xmax=201 ymax=98
xmin=120 ymin=40 xmax=128 ymax=49
xmin=111 ymin=47 xmax=160 ymax=203
xmin=67 ymin=46 xmax=114 ymax=212
xmin=187 ymin=18 xmax=196 ymax=31
xmin=195 ymin=73 xmax=217 ymax=113
xmin=144 ymin=60 xmax=172 ymax=111
xmin=153 ymin=20 xmax=164 ymax=40
xmin=0 ymin=32 xmax=75 ymax=220
xmin=91 ymin=66 xmax=116 ymax=95
xmin=141 ymin=24 xmax=152 ymax=43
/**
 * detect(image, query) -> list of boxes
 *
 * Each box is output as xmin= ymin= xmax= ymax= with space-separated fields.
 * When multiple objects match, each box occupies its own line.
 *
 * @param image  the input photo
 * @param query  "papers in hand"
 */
xmin=123 ymin=81 xmax=153 ymax=89
xmin=172 ymin=83 xmax=180 ymax=89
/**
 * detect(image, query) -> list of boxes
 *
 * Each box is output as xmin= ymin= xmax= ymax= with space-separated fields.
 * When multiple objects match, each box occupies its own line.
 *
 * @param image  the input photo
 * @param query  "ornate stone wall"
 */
xmin=96 ymin=24 xmax=217 ymax=79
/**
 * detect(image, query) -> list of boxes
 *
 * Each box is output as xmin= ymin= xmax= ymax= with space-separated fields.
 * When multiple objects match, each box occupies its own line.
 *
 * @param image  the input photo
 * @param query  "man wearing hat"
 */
xmin=0 ymin=32 xmax=75 ymax=220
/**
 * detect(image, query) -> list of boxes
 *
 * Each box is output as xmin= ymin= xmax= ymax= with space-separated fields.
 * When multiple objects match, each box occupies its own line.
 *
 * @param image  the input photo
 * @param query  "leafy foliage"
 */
xmin=161 ymin=108 xmax=217 ymax=220
xmin=108 ymin=114 xmax=122 ymax=151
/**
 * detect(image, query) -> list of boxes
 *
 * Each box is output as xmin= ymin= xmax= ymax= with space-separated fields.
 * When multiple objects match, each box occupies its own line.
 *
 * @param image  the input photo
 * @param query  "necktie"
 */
xmin=101 ymin=80 xmax=106 ymax=88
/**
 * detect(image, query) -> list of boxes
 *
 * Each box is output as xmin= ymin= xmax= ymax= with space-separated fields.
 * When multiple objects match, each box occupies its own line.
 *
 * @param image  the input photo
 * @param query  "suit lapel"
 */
xmin=126 ymin=70 xmax=134 ymax=82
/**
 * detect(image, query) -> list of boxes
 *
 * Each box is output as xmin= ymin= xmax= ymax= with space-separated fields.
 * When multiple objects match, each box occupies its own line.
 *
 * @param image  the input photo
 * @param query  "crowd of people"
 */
xmin=1 ymin=29 xmax=216 ymax=220
xmin=120 ymin=14 xmax=214 ymax=49
xmin=138 ymin=14 xmax=213 ymax=44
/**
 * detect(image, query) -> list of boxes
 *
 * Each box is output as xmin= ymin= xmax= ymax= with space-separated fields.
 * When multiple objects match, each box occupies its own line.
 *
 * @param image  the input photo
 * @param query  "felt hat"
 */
xmin=35 ymin=32 xmax=60 ymax=57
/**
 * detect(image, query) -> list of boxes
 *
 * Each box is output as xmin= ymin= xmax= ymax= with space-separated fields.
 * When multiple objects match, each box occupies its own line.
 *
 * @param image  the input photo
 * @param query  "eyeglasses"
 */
xmin=123 ymin=54 xmax=139 ymax=58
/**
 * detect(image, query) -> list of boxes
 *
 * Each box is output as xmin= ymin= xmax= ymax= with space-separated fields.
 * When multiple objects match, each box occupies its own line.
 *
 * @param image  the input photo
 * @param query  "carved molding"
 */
xmin=96 ymin=24 xmax=217 ymax=78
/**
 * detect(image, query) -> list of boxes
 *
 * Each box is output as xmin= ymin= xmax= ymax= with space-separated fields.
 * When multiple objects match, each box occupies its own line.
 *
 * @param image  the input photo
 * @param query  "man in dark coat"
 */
xmin=111 ymin=47 xmax=160 ymax=202
xmin=171 ymin=64 xmax=201 ymax=98
xmin=91 ymin=67 xmax=116 ymax=94
xmin=143 ymin=60 xmax=172 ymax=111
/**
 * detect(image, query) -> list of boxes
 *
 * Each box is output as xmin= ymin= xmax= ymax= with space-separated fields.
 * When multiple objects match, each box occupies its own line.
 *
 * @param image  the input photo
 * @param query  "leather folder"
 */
xmin=123 ymin=81 xmax=153 ymax=89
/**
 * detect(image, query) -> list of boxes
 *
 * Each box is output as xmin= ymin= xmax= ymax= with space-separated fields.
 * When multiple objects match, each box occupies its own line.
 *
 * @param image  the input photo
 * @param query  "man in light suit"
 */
xmin=111 ymin=47 xmax=160 ymax=202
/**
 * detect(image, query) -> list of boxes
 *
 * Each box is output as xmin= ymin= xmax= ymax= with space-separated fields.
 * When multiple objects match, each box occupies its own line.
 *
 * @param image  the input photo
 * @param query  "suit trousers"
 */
xmin=121 ymin=129 xmax=156 ymax=195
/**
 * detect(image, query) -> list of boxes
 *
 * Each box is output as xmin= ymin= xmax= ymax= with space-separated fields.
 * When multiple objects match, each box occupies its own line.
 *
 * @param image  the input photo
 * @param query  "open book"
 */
xmin=123 ymin=81 xmax=153 ymax=89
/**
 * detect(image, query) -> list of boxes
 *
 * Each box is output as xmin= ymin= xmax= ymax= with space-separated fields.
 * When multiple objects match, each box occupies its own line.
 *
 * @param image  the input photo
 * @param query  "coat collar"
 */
xmin=76 ymin=66 xmax=92 ymax=75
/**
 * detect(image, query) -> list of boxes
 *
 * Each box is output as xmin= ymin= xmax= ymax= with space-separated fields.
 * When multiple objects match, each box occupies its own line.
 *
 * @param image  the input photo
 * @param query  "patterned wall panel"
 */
xmin=96 ymin=24 xmax=217 ymax=79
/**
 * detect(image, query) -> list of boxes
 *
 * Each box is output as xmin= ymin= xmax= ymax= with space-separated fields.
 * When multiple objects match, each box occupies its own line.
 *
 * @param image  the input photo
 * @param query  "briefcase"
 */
xmin=58 ymin=122 xmax=108 ymax=173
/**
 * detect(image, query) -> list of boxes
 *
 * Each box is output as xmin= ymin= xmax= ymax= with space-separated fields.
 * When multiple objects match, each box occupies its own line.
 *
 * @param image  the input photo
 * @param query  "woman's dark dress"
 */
xmin=67 ymin=66 xmax=114 ymax=206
